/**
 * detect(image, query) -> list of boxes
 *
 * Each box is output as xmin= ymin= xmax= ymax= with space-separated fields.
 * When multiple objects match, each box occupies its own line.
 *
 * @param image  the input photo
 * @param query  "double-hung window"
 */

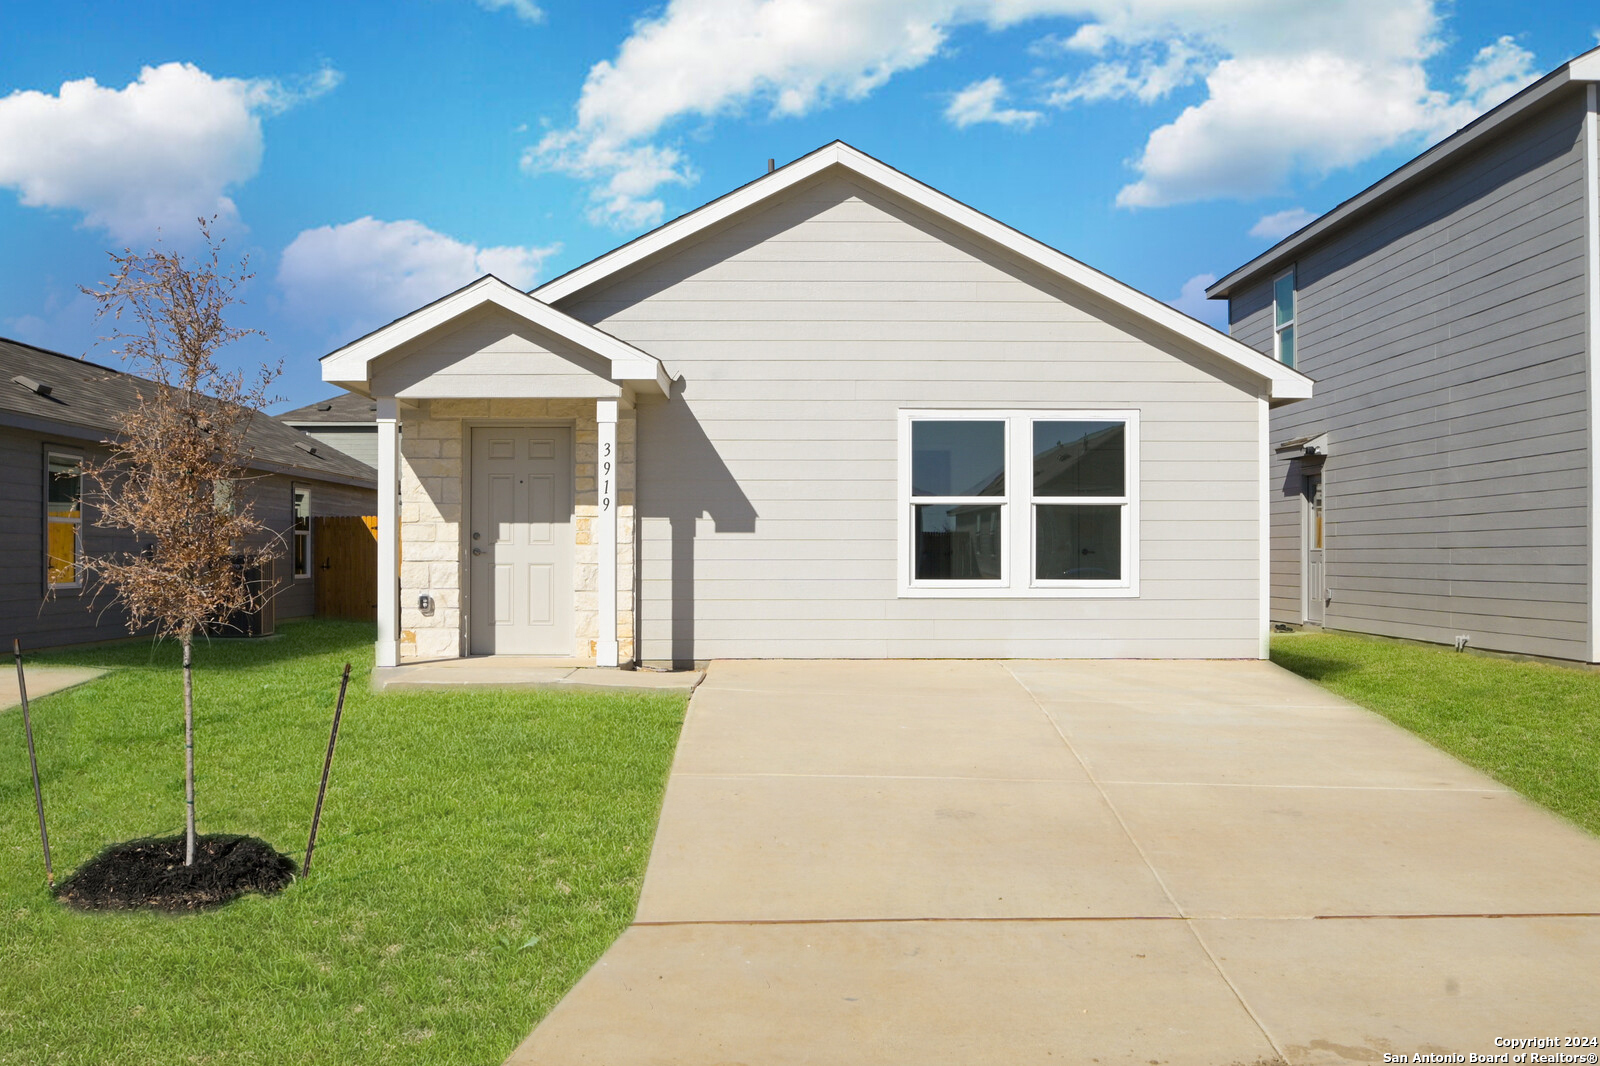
xmin=900 ymin=410 xmax=1138 ymax=597
xmin=46 ymin=453 xmax=83 ymax=590
xmin=292 ymin=485 xmax=311 ymax=579
xmin=1273 ymin=267 xmax=1296 ymax=368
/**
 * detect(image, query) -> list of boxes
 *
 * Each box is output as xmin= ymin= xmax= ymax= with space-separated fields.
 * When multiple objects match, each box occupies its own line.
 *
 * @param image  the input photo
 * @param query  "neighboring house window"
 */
xmin=46 ymin=453 xmax=83 ymax=589
xmin=900 ymin=410 xmax=1139 ymax=597
xmin=1273 ymin=267 xmax=1296 ymax=368
xmin=292 ymin=485 xmax=311 ymax=579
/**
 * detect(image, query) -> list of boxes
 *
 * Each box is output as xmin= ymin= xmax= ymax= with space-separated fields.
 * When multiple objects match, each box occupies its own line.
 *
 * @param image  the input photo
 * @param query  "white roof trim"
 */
xmin=321 ymin=274 xmax=671 ymax=396
xmin=1210 ymin=45 xmax=1600 ymax=298
xmin=534 ymin=142 xmax=1312 ymax=402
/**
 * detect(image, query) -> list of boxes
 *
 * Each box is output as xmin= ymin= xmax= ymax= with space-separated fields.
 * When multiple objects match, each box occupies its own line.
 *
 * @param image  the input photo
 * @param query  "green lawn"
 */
xmin=0 ymin=620 xmax=687 ymax=1065
xmin=1272 ymin=631 xmax=1600 ymax=836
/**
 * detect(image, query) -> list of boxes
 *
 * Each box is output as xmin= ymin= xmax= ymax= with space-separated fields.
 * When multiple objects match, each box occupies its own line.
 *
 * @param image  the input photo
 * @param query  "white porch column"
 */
xmin=375 ymin=396 xmax=401 ymax=669
xmin=596 ymin=398 xmax=620 ymax=667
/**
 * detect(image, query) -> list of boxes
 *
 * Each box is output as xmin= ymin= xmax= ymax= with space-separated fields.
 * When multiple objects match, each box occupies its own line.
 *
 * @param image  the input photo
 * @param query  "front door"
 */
xmin=469 ymin=427 xmax=573 ymax=655
xmin=1303 ymin=469 xmax=1326 ymax=625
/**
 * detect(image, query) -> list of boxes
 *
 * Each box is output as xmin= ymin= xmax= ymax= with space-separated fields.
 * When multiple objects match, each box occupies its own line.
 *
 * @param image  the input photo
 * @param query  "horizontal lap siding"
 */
xmin=0 ymin=429 xmax=139 ymax=648
xmin=563 ymin=173 xmax=1263 ymax=660
xmin=0 ymin=427 xmax=376 ymax=647
xmin=1237 ymin=93 xmax=1593 ymax=660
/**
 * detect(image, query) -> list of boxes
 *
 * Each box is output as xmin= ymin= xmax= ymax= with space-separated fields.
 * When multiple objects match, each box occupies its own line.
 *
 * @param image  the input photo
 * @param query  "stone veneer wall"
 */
xmin=397 ymin=397 xmax=636 ymax=663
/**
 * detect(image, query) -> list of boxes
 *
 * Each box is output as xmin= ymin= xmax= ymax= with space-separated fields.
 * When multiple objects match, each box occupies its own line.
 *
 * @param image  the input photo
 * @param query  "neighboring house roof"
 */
xmin=279 ymin=391 xmax=377 ymax=425
xmin=533 ymin=140 xmax=1313 ymax=403
xmin=1209 ymin=45 xmax=1600 ymax=298
xmin=320 ymin=275 xmax=673 ymax=396
xmin=0 ymin=335 xmax=377 ymax=487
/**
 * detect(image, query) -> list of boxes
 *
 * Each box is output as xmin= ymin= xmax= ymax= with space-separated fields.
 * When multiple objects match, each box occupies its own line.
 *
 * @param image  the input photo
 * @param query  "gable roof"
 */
xmin=279 ymin=390 xmax=377 ymax=425
xmin=0 ymin=335 xmax=377 ymax=486
xmin=1208 ymin=45 xmax=1600 ymax=299
xmin=534 ymin=141 xmax=1312 ymax=402
xmin=321 ymin=274 xmax=672 ymax=396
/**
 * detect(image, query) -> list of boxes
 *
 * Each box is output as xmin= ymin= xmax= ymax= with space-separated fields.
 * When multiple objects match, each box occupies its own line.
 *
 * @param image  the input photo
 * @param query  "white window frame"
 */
xmin=1273 ymin=266 xmax=1297 ymax=368
xmin=45 ymin=450 xmax=84 ymax=591
xmin=292 ymin=484 xmax=312 ymax=580
xmin=897 ymin=409 xmax=1140 ymax=599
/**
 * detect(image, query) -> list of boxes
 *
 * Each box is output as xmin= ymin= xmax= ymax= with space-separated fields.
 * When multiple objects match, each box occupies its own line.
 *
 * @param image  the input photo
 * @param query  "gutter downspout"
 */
xmin=1586 ymin=83 xmax=1600 ymax=664
xmin=1259 ymin=393 xmax=1272 ymax=660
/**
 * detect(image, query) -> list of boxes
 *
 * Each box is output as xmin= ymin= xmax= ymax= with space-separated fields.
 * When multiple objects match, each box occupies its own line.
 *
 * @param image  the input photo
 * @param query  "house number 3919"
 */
xmin=601 ymin=441 xmax=612 ymax=512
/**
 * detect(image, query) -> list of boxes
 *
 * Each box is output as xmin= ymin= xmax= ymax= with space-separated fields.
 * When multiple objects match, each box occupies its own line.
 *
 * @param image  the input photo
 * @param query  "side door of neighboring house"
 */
xmin=1302 ymin=468 xmax=1326 ymax=625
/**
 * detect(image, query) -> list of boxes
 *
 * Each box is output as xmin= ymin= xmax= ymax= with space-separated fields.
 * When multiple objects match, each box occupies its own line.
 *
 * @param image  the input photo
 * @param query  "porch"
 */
xmin=320 ymin=275 xmax=673 ymax=673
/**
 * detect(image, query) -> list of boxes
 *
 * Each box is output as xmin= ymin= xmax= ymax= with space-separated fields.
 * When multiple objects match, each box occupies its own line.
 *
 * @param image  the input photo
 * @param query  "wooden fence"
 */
xmin=313 ymin=516 xmax=378 ymax=621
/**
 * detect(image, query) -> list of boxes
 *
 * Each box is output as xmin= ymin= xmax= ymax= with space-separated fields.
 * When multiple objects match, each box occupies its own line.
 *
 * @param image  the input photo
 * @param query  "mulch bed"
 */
xmin=55 ymin=834 xmax=297 ymax=912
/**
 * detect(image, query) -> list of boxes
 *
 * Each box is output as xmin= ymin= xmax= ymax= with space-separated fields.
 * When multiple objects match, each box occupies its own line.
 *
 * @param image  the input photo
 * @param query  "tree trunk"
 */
xmin=183 ymin=633 xmax=196 ymax=867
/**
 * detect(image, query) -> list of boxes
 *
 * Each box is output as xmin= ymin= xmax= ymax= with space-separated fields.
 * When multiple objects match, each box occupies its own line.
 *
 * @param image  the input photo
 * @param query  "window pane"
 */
xmin=48 ymin=458 xmax=80 ymax=515
xmin=1036 ymin=505 xmax=1122 ymax=581
xmin=1274 ymin=271 xmax=1295 ymax=326
xmin=1277 ymin=323 xmax=1295 ymax=368
xmin=915 ymin=504 xmax=1002 ymax=580
xmin=1033 ymin=421 xmax=1124 ymax=497
xmin=911 ymin=420 xmax=1004 ymax=497
xmin=294 ymin=531 xmax=309 ymax=576
xmin=293 ymin=488 xmax=311 ymax=532
xmin=47 ymin=523 xmax=79 ymax=585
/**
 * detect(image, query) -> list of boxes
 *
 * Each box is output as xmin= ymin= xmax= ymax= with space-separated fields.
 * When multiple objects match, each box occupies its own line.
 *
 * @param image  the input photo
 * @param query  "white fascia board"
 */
xmin=535 ymin=142 xmax=1311 ymax=402
xmin=320 ymin=274 xmax=668 ymax=394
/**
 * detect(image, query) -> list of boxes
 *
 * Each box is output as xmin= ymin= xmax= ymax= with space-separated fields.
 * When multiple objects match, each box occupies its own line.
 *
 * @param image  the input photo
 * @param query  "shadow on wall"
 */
xmin=638 ymin=377 xmax=756 ymax=669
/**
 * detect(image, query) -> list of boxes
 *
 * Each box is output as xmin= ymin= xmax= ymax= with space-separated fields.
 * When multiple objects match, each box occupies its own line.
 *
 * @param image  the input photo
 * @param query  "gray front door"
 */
xmin=469 ymin=427 xmax=573 ymax=655
xmin=1303 ymin=470 xmax=1326 ymax=625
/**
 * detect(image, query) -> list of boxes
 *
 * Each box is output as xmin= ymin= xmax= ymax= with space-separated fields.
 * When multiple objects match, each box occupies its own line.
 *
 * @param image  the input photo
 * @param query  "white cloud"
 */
xmin=0 ymin=62 xmax=338 ymax=241
xmin=1459 ymin=35 xmax=1538 ymax=112
xmin=277 ymin=217 xmax=560 ymax=338
xmin=527 ymin=0 xmax=1547 ymax=226
xmin=945 ymin=77 xmax=1042 ymax=129
xmin=1078 ymin=3 xmax=1543 ymax=208
xmin=1167 ymin=272 xmax=1225 ymax=328
xmin=525 ymin=0 xmax=976 ymax=229
xmin=1250 ymin=207 xmax=1318 ymax=241
xmin=474 ymin=0 xmax=543 ymax=23
xmin=1046 ymin=39 xmax=1209 ymax=105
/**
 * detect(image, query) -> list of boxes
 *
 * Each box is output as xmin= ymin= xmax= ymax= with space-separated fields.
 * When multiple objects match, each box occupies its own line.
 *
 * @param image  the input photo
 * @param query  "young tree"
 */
xmin=79 ymin=221 xmax=283 ymax=866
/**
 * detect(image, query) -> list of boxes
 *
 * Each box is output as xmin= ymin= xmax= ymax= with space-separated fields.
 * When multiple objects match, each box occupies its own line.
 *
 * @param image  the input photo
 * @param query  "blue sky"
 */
xmin=1 ymin=0 xmax=1596 ymax=410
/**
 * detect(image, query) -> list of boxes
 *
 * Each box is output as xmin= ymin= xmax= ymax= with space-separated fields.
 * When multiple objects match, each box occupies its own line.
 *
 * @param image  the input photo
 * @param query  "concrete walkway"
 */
xmin=1 ymin=664 xmax=104 ymax=710
xmin=371 ymin=656 xmax=703 ymax=694
xmin=505 ymin=659 xmax=1600 ymax=1066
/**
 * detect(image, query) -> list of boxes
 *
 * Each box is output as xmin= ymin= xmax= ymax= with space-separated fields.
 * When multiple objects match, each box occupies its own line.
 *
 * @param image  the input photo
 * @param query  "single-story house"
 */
xmin=321 ymin=142 xmax=1312 ymax=669
xmin=1 ymin=335 xmax=379 ymax=648
xmin=278 ymin=391 xmax=380 ymax=467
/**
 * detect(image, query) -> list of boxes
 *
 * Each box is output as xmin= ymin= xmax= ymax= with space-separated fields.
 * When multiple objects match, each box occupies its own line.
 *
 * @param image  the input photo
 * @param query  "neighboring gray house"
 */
xmin=323 ymin=143 xmax=1310 ymax=669
xmin=0 ymin=336 xmax=379 ymax=649
xmin=279 ymin=391 xmax=379 ymax=468
xmin=1208 ymin=47 xmax=1600 ymax=663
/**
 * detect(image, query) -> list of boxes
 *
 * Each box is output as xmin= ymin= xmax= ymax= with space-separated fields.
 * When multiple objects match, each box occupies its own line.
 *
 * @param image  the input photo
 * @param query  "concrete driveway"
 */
xmin=506 ymin=659 xmax=1600 ymax=1066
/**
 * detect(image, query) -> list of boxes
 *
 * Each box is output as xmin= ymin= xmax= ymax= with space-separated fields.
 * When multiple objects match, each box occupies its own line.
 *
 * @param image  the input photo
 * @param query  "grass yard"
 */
xmin=1272 ymin=631 xmax=1600 ymax=836
xmin=0 ymin=620 xmax=687 ymax=1066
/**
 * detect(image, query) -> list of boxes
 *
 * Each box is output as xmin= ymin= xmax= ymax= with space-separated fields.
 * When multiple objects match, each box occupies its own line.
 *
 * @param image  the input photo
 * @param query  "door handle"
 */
xmin=472 ymin=548 xmax=485 ymax=556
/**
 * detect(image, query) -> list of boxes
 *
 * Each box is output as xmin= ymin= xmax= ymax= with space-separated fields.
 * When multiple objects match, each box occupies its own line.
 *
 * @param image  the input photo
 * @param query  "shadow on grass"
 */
xmin=1271 ymin=648 xmax=1359 ymax=683
xmin=26 ymin=619 xmax=377 ymax=673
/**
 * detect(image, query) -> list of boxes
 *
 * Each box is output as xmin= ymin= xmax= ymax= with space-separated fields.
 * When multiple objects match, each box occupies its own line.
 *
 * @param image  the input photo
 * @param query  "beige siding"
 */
xmin=561 ymin=173 xmax=1265 ymax=662
xmin=1235 ymin=93 xmax=1593 ymax=660
xmin=372 ymin=306 xmax=622 ymax=400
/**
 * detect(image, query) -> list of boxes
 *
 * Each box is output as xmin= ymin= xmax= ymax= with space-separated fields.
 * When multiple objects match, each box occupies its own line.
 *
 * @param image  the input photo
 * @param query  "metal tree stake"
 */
xmin=14 ymin=639 xmax=54 ymax=887
xmin=303 ymin=662 xmax=352 ymax=877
